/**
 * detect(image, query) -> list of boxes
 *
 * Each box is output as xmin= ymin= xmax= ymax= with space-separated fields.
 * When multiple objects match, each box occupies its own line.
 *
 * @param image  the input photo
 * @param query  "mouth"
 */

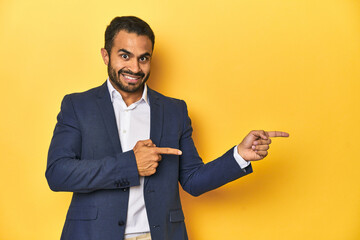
xmin=121 ymin=74 xmax=141 ymax=84
xmin=119 ymin=70 xmax=144 ymax=84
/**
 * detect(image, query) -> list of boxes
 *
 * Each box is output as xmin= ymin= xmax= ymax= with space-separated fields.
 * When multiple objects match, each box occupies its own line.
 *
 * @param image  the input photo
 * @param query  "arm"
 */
xmin=177 ymin=101 xmax=289 ymax=197
xmin=45 ymin=95 xmax=140 ymax=193
xmin=178 ymin=101 xmax=253 ymax=197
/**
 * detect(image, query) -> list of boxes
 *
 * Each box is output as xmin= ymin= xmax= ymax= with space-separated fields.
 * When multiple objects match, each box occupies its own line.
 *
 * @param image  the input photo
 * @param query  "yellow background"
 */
xmin=1 ymin=0 xmax=359 ymax=239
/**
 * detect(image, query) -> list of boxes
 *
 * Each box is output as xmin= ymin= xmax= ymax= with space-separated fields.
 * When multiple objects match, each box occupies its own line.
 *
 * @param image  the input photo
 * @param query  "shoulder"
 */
xmin=58 ymin=83 xmax=108 ymax=114
xmin=61 ymin=82 xmax=108 ymax=104
xmin=148 ymin=88 xmax=186 ymax=107
xmin=66 ymin=84 xmax=105 ymax=100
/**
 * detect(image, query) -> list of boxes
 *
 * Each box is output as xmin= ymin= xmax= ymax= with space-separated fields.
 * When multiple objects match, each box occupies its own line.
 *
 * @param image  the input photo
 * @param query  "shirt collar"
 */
xmin=107 ymin=78 xmax=149 ymax=105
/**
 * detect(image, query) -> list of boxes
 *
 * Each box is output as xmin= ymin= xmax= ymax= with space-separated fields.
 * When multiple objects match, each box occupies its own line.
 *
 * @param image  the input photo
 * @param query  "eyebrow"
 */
xmin=140 ymin=52 xmax=151 ymax=58
xmin=118 ymin=48 xmax=132 ymax=55
xmin=118 ymin=48 xmax=152 ymax=58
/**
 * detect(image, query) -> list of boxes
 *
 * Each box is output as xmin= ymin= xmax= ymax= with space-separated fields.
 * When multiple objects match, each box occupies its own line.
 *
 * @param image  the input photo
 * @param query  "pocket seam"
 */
xmin=169 ymin=209 xmax=185 ymax=223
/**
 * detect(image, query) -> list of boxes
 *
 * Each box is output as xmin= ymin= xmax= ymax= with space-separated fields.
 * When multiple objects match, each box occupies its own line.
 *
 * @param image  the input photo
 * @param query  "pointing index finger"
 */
xmin=155 ymin=147 xmax=182 ymax=155
xmin=267 ymin=131 xmax=290 ymax=138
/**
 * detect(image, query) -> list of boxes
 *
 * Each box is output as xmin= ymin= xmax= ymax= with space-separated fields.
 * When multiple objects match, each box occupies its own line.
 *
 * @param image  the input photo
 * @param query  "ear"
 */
xmin=101 ymin=48 xmax=109 ymax=65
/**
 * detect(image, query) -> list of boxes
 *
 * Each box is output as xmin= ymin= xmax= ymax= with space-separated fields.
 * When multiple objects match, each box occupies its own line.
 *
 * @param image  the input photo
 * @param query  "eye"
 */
xmin=139 ymin=56 xmax=149 ymax=62
xmin=121 ymin=54 xmax=129 ymax=60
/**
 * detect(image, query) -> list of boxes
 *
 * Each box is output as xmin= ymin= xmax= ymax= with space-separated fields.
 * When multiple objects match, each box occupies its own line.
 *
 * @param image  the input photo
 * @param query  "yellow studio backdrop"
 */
xmin=0 ymin=0 xmax=359 ymax=239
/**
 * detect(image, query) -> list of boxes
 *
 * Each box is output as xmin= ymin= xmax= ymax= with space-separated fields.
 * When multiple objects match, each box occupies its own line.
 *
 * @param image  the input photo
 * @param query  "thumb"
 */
xmin=240 ymin=133 xmax=256 ymax=149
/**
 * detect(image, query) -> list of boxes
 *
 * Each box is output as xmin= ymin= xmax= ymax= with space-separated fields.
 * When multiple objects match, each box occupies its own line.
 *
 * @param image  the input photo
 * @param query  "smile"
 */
xmin=123 ymin=75 xmax=138 ymax=80
xmin=121 ymin=73 xmax=142 ymax=83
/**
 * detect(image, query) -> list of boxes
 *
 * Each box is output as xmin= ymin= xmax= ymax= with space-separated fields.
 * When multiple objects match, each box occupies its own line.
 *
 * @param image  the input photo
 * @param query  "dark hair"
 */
xmin=104 ymin=16 xmax=155 ymax=54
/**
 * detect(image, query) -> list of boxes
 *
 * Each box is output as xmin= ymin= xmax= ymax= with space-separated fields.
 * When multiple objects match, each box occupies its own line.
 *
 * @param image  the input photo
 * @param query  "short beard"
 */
xmin=108 ymin=63 xmax=150 ymax=93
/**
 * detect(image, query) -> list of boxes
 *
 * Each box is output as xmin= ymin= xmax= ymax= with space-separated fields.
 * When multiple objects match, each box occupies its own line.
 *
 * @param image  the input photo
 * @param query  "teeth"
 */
xmin=123 ymin=75 xmax=138 ymax=80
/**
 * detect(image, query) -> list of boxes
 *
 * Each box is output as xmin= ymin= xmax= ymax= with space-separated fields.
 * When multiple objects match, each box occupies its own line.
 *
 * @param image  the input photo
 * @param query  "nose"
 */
xmin=128 ymin=59 xmax=140 ymax=73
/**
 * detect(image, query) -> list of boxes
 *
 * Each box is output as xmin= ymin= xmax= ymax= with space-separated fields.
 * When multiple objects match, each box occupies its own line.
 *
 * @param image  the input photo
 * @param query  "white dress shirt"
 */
xmin=107 ymin=80 xmax=151 ymax=238
xmin=107 ymin=79 xmax=250 ymax=238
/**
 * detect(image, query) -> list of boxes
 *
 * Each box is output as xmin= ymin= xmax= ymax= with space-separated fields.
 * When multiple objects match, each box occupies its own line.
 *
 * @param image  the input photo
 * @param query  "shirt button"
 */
xmin=122 ymin=130 xmax=126 ymax=134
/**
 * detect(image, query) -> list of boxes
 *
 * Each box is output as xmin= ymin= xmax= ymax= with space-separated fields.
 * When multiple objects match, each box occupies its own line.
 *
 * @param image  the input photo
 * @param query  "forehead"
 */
xmin=111 ymin=30 xmax=153 ymax=55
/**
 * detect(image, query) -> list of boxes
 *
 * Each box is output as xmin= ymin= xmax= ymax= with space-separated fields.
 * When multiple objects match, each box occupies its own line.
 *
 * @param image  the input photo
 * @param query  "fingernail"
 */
xmin=252 ymin=146 xmax=256 ymax=150
xmin=178 ymin=150 xmax=182 ymax=155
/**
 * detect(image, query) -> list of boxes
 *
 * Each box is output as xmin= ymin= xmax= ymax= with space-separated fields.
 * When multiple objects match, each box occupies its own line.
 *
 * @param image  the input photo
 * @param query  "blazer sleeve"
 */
xmin=45 ymin=95 xmax=140 ymax=193
xmin=178 ymin=100 xmax=253 ymax=196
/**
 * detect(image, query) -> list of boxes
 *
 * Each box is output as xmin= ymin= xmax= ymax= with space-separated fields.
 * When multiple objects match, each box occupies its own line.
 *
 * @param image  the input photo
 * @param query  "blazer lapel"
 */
xmin=146 ymin=88 xmax=164 ymax=186
xmin=96 ymin=82 xmax=122 ymax=153
xmin=95 ymin=84 xmax=163 ymax=186
xmin=148 ymin=88 xmax=164 ymax=147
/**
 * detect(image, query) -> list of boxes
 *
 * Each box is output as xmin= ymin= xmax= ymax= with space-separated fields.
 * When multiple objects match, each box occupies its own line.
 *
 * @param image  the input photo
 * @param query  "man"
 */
xmin=46 ymin=16 xmax=289 ymax=240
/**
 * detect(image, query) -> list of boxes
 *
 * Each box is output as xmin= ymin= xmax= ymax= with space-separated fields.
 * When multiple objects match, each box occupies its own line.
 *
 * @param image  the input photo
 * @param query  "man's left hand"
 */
xmin=237 ymin=130 xmax=289 ymax=161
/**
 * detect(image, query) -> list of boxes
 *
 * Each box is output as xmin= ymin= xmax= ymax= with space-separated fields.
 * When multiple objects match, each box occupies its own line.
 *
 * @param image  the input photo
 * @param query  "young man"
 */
xmin=46 ymin=16 xmax=289 ymax=240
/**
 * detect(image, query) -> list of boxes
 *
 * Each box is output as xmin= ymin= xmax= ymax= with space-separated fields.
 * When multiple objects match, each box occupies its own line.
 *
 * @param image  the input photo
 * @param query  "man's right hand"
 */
xmin=133 ymin=139 xmax=182 ymax=176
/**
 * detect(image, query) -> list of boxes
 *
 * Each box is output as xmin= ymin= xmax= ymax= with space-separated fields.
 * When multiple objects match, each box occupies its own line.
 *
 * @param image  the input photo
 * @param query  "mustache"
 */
xmin=118 ymin=69 xmax=145 ymax=78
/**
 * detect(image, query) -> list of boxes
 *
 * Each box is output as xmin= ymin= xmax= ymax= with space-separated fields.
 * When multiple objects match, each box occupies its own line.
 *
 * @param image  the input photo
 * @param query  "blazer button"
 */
xmin=118 ymin=220 xmax=125 ymax=226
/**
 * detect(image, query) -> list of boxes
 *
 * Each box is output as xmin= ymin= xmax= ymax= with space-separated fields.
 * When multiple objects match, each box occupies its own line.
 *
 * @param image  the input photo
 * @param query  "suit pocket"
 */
xmin=169 ymin=209 xmax=185 ymax=223
xmin=66 ymin=206 xmax=98 ymax=220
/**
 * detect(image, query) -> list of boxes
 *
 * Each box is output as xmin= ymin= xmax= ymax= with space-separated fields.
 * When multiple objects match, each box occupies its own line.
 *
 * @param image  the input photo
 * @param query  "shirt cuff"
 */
xmin=233 ymin=145 xmax=250 ymax=169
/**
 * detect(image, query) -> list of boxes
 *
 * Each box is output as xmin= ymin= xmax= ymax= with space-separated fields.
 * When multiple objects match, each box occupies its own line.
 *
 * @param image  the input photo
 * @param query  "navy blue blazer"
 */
xmin=46 ymin=82 xmax=252 ymax=240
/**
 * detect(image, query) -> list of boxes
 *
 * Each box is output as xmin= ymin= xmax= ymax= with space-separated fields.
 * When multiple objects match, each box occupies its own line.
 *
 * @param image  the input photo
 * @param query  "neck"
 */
xmin=120 ymin=90 xmax=143 ymax=106
xmin=108 ymin=79 xmax=145 ymax=106
xmin=116 ymin=85 xmax=144 ymax=107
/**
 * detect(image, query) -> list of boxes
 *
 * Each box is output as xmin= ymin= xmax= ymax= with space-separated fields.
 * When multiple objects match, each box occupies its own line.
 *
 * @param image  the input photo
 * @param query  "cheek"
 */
xmin=142 ymin=63 xmax=151 ymax=74
xmin=110 ymin=58 xmax=125 ymax=70
xmin=108 ymin=64 xmax=121 ymax=79
xmin=112 ymin=65 xmax=125 ymax=76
